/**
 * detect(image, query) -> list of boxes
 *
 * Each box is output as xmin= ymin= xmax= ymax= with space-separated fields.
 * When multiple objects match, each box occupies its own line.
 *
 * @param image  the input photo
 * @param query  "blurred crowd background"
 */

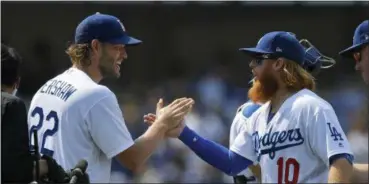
xmin=2 ymin=1 xmax=368 ymax=183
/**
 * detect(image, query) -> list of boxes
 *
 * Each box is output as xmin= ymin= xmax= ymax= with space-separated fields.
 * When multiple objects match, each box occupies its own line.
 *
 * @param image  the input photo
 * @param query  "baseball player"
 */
xmin=144 ymin=35 xmax=338 ymax=183
xmin=27 ymin=13 xmax=194 ymax=183
xmin=231 ymin=31 xmax=353 ymax=183
xmin=339 ymin=20 xmax=369 ymax=85
xmin=339 ymin=20 xmax=369 ymax=183
xmin=229 ymin=37 xmax=337 ymax=183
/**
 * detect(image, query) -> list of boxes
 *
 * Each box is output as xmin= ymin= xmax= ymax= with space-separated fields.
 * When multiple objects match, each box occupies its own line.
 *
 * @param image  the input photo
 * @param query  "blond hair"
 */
xmin=280 ymin=59 xmax=316 ymax=91
xmin=65 ymin=43 xmax=91 ymax=67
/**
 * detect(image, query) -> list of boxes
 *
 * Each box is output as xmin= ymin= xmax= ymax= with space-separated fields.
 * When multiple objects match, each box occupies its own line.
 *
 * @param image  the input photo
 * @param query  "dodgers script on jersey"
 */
xmin=230 ymin=89 xmax=353 ymax=183
xmin=229 ymin=101 xmax=261 ymax=183
xmin=28 ymin=68 xmax=134 ymax=183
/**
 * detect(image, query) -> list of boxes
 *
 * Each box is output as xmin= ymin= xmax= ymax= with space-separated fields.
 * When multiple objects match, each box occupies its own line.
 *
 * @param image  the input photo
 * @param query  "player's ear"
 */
xmin=273 ymin=58 xmax=284 ymax=71
xmin=90 ymin=39 xmax=102 ymax=56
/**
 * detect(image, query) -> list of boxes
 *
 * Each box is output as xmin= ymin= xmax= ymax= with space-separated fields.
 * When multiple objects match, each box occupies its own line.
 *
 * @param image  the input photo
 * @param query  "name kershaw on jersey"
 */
xmin=39 ymin=79 xmax=77 ymax=101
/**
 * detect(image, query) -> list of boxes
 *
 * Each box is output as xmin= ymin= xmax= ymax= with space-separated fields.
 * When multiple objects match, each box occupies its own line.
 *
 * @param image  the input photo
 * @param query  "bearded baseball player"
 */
xmin=27 ymin=13 xmax=194 ymax=183
xmin=228 ymin=36 xmax=336 ymax=183
xmin=231 ymin=31 xmax=354 ymax=183
xmin=144 ymin=32 xmax=351 ymax=183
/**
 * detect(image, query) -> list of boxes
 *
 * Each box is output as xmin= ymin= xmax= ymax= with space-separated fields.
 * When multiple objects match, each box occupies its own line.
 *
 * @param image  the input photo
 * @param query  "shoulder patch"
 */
xmin=242 ymin=103 xmax=261 ymax=118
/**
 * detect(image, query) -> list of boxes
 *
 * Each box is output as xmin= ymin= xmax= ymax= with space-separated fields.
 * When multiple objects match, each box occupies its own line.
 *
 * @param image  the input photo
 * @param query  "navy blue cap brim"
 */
xmin=239 ymin=48 xmax=274 ymax=56
xmin=339 ymin=40 xmax=369 ymax=58
xmin=107 ymin=35 xmax=142 ymax=46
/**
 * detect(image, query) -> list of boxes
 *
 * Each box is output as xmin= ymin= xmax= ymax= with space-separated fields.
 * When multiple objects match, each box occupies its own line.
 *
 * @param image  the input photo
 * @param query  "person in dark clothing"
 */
xmin=1 ymin=43 xmax=88 ymax=183
xmin=1 ymin=43 xmax=40 ymax=183
xmin=1 ymin=92 xmax=39 ymax=182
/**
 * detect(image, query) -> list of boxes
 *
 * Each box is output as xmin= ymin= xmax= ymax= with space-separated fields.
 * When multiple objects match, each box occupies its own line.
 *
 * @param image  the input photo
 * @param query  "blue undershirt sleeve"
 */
xmin=178 ymin=126 xmax=253 ymax=176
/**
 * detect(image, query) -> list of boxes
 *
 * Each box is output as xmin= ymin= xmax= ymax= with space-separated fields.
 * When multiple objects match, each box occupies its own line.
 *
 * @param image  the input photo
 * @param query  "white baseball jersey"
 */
xmin=28 ymin=68 xmax=134 ymax=183
xmin=230 ymin=89 xmax=353 ymax=183
xmin=229 ymin=101 xmax=261 ymax=183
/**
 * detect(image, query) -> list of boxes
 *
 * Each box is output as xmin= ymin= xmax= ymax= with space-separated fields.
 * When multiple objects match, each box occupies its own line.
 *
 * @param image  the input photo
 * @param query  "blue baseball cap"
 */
xmin=339 ymin=20 xmax=369 ymax=57
xmin=239 ymin=31 xmax=306 ymax=65
xmin=75 ymin=13 xmax=142 ymax=46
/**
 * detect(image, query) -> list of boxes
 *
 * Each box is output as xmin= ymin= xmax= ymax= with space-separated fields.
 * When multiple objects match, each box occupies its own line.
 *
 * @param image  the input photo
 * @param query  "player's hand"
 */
xmin=148 ymin=97 xmax=194 ymax=131
xmin=66 ymin=170 xmax=90 ymax=184
xmin=154 ymin=97 xmax=194 ymax=130
xmin=41 ymin=155 xmax=70 ymax=183
xmin=144 ymin=113 xmax=186 ymax=138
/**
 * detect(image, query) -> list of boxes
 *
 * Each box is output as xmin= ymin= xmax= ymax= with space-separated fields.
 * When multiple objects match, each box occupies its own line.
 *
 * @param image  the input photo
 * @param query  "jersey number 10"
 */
xmin=277 ymin=157 xmax=300 ymax=184
xmin=29 ymin=106 xmax=59 ymax=157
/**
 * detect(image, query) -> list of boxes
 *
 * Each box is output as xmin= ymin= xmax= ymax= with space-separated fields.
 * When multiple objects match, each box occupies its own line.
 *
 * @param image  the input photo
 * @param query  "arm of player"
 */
xmin=117 ymin=98 xmax=193 ymax=172
xmin=87 ymin=93 xmax=137 ymax=171
xmin=179 ymin=126 xmax=255 ymax=176
xmin=308 ymin=108 xmax=354 ymax=183
xmin=351 ymin=163 xmax=369 ymax=183
xmin=115 ymin=122 xmax=169 ymax=172
xmin=88 ymin=93 xmax=192 ymax=172
xmin=328 ymin=155 xmax=354 ymax=183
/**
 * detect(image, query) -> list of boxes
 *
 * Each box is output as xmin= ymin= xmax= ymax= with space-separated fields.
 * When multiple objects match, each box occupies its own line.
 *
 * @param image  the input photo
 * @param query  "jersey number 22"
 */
xmin=29 ymin=106 xmax=59 ymax=157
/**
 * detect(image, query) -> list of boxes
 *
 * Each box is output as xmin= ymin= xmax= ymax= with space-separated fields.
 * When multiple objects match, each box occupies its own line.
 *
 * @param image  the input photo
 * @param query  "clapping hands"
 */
xmin=144 ymin=98 xmax=194 ymax=137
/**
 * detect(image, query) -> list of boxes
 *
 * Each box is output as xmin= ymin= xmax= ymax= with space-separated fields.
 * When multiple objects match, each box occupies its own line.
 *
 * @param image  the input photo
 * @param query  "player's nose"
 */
xmin=249 ymin=60 xmax=256 ymax=69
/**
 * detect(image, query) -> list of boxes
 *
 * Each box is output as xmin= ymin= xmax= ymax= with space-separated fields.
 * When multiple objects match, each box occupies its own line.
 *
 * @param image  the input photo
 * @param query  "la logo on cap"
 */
xmin=117 ymin=20 xmax=126 ymax=32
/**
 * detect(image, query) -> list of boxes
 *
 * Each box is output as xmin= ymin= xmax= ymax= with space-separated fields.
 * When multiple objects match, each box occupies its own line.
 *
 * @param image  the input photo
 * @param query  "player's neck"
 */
xmin=270 ymin=88 xmax=293 ymax=113
xmin=72 ymin=65 xmax=103 ymax=83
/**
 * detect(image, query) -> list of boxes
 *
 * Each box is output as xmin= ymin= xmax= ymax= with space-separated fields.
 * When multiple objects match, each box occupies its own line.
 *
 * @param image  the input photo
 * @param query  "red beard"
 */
xmin=248 ymin=71 xmax=278 ymax=103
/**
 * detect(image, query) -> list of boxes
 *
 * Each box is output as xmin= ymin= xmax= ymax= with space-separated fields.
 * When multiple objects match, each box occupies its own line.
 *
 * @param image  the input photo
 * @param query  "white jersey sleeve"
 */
xmin=229 ymin=104 xmax=248 ymax=146
xmin=229 ymin=102 xmax=261 ymax=182
xmin=308 ymin=107 xmax=353 ymax=166
xmin=86 ymin=91 xmax=134 ymax=159
xmin=230 ymin=108 xmax=259 ymax=165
